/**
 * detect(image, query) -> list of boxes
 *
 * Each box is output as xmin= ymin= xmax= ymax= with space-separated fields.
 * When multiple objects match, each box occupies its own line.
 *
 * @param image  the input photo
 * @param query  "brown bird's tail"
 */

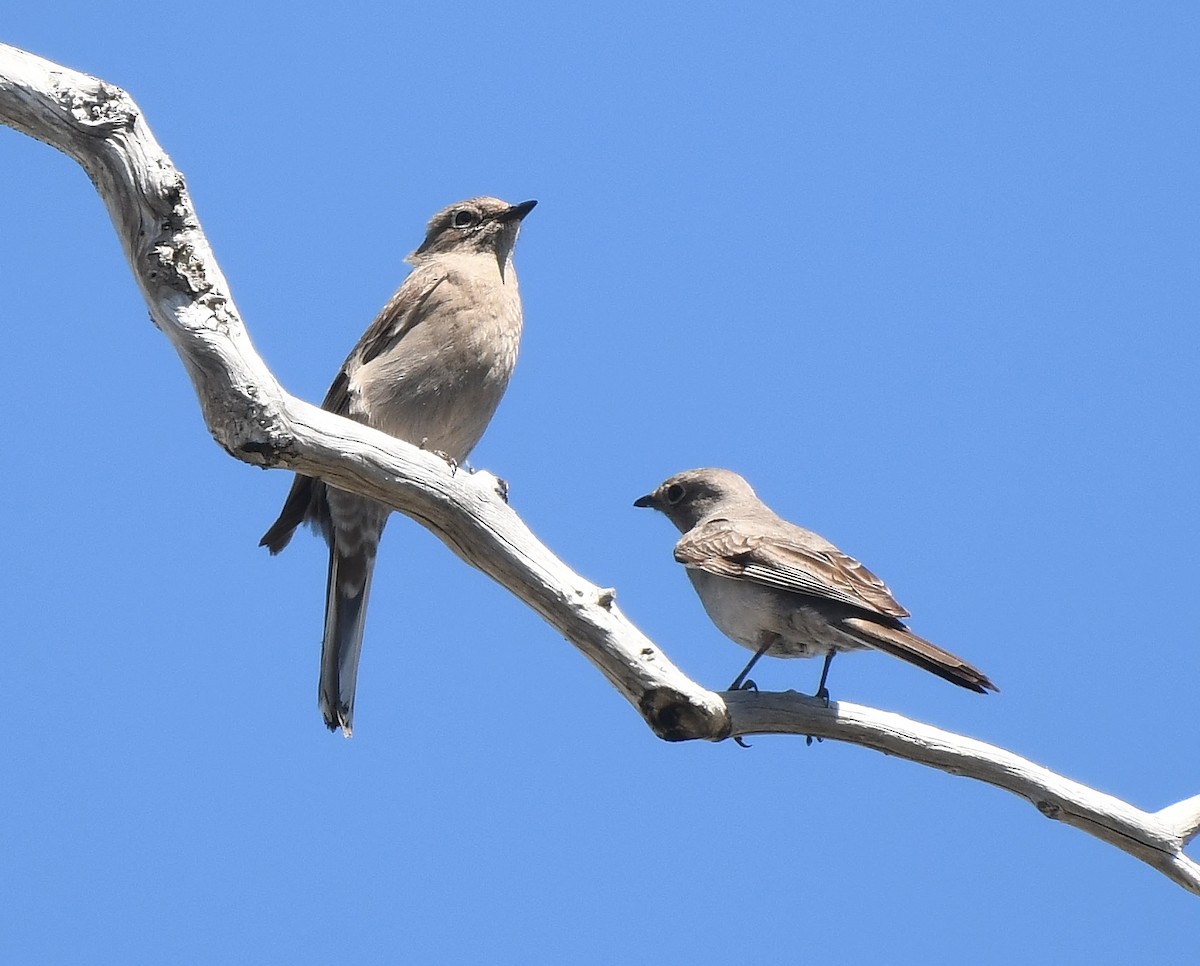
xmin=841 ymin=617 xmax=998 ymax=694
xmin=319 ymin=547 xmax=376 ymax=737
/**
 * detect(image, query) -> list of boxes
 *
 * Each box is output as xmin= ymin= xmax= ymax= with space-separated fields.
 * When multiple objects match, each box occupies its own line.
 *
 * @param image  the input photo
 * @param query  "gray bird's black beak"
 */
xmin=633 ymin=493 xmax=657 ymax=509
xmin=499 ymin=199 xmax=537 ymax=222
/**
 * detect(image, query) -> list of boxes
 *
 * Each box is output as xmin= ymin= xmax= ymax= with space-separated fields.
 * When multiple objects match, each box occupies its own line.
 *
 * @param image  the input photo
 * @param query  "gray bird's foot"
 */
xmin=494 ymin=475 xmax=509 ymax=503
xmin=729 ymin=678 xmax=757 ymax=747
xmin=724 ymin=676 xmax=753 ymax=744
xmin=805 ymin=682 xmax=830 ymax=746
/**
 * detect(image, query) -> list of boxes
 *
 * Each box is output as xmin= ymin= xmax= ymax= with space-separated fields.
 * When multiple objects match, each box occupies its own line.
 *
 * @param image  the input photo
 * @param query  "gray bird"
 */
xmin=634 ymin=468 xmax=997 ymax=697
xmin=261 ymin=196 xmax=536 ymax=736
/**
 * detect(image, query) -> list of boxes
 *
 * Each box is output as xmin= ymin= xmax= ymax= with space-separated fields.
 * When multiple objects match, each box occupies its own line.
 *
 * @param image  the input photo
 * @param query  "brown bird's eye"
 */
xmin=665 ymin=484 xmax=686 ymax=504
xmin=451 ymin=208 xmax=479 ymax=229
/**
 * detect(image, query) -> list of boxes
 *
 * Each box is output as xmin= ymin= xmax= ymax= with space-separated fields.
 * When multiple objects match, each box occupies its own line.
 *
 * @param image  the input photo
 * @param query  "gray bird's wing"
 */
xmin=674 ymin=517 xmax=911 ymax=620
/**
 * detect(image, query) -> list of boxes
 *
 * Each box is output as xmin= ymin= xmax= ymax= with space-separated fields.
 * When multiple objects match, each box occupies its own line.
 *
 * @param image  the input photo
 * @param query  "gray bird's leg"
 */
xmin=730 ymin=636 xmax=777 ymax=748
xmin=814 ymin=651 xmax=835 ymax=705
xmin=802 ymin=651 xmax=838 ymax=747
xmin=728 ymin=635 xmax=776 ymax=691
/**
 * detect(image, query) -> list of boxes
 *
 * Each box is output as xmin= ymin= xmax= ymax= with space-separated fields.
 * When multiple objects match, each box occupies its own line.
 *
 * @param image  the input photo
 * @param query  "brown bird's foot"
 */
xmin=465 ymin=468 xmax=509 ymax=502
xmin=418 ymin=438 xmax=459 ymax=473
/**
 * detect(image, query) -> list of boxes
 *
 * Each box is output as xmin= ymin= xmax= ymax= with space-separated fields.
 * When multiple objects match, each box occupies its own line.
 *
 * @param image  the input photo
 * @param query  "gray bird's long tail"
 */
xmin=841 ymin=617 xmax=998 ymax=694
xmin=319 ymin=549 xmax=375 ymax=736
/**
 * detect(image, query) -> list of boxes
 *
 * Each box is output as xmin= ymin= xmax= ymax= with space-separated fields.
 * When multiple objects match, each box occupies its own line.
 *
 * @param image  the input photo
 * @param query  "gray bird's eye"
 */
xmin=451 ymin=208 xmax=479 ymax=229
xmin=665 ymin=484 xmax=686 ymax=504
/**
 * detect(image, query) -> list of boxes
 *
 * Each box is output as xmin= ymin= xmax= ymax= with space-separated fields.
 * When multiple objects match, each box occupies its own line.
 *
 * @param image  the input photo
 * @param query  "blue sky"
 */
xmin=3 ymin=3 xmax=1198 ymax=963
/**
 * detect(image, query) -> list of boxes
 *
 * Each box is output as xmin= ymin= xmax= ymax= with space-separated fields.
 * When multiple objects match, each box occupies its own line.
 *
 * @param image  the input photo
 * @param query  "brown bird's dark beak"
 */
xmin=499 ymin=199 xmax=537 ymax=222
xmin=633 ymin=493 xmax=658 ymax=509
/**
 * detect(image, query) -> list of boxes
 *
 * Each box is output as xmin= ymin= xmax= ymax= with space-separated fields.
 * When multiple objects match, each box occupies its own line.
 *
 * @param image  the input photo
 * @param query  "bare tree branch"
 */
xmin=726 ymin=691 xmax=1200 ymax=894
xmin=2 ymin=41 xmax=1195 ymax=896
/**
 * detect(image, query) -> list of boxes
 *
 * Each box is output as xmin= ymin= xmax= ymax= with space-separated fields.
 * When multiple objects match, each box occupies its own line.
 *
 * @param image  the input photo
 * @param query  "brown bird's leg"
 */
xmin=419 ymin=437 xmax=459 ymax=474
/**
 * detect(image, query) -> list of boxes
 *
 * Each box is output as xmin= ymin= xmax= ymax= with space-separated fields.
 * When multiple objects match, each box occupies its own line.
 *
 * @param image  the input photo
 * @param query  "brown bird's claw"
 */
xmin=465 ymin=468 xmax=509 ymax=503
xmin=418 ymin=438 xmax=458 ymax=473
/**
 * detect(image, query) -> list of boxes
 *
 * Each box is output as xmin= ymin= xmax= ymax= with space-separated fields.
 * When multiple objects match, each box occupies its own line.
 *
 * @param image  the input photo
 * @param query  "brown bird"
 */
xmin=261 ymin=196 xmax=536 ymax=735
xmin=635 ymin=467 xmax=997 ymax=698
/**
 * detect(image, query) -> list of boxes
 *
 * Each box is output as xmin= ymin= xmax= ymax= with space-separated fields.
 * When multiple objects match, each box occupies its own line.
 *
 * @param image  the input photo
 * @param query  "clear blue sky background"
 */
xmin=3 ymin=4 xmax=1198 ymax=963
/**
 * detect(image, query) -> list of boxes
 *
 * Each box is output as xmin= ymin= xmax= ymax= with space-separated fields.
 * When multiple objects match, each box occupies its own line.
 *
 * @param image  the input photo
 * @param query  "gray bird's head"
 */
xmin=634 ymin=467 xmax=759 ymax=532
xmin=409 ymin=196 xmax=537 ymax=272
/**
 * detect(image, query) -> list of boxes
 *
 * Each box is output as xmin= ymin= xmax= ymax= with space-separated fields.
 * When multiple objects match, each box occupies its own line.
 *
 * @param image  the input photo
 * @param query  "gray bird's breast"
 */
xmin=686 ymin=570 xmax=868 ymax=659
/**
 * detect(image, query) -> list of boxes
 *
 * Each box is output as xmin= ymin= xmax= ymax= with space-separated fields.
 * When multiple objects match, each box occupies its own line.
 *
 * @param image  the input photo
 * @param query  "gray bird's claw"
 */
xmin=734 ymin=736 xmax=753 ymax=749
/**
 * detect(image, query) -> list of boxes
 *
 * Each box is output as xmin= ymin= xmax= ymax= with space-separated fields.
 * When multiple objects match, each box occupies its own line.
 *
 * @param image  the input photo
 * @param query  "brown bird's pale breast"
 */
xmin=349 ymin=251 xmax=523 ymax=462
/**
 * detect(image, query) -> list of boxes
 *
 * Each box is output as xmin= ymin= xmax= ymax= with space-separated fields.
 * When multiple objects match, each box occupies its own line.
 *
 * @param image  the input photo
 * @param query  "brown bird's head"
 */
xmin=634 ymin=467 xmax=758 ymax=532
xmin=409 ymin=196 xmax=537 ymax=271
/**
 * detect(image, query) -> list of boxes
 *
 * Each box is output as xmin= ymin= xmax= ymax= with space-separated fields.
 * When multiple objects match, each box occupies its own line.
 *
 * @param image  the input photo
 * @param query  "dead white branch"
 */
xmin=725 ymin=690 xmax=1200 ymax=894
xmin=1 ymin=41 xmax=1194 ymax=896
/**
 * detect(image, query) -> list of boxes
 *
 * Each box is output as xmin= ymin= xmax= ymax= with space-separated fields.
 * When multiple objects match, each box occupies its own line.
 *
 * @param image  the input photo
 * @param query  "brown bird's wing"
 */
xmin=673 ymin=517 xmax=911 ymax=620
xmin=353 ymin=273 xmax=448 ymax=367
xmin=259 ymin=272 xmax=449 ymax=550
xmin=317 ymin=272 xmax=449 ymax=415
xmin=259 ymin=473 xmax=320 ymax=554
